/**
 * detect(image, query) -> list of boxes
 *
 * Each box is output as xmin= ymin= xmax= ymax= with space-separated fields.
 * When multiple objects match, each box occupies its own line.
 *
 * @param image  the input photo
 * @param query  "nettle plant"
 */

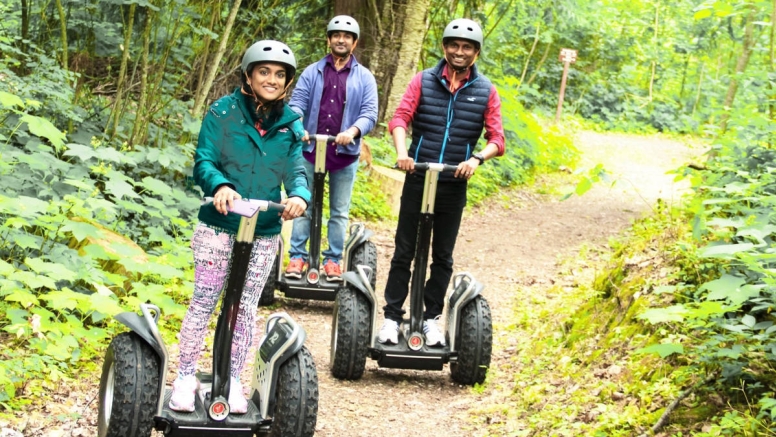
xmin=0 ymin=47 xmax=199 ymax=407
xmin=636 ymin=117 xmax=776 ymax=430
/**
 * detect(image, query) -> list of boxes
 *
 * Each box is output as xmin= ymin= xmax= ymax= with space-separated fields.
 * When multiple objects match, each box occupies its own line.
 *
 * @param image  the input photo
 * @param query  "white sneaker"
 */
xmin=229 ymin=377 xmax=248 ymax=414
xmin=377 ymin=319 xmax=399 ymax=344
xmin=423 ymin=316 xmax=446 ymax=347
xmin=169 ymin=374 xmax=198 ymax=412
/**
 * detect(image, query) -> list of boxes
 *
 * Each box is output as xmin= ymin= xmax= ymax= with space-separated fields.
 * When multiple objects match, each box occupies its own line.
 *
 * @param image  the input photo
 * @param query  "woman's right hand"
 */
xmin=213 ymin=186 xmax=242 ymax=215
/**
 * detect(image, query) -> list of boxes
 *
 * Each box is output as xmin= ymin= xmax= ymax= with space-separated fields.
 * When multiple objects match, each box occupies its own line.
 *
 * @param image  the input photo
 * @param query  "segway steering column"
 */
xmin=204 ymin=198 xmax=284 ymax=420
xmin=406 ymin=163 xmax=458 ymax=350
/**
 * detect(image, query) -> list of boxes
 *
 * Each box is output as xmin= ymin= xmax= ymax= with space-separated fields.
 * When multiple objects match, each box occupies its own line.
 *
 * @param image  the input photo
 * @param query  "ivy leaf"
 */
xmin=140 ymin=176 xmax=173 ymax=196
xmin=15 ymin=195 xmax=50 ymax=218
xmin=699 ymin=243 xmax=755 ymax=259
xmin=24 ymin=257 xmax=78 ymax=282
xmin=62 ymin=143 xmax=99 ymax=161
xmin=700 ymin=274 xmax=746 ymax=301
xmin=634 ymin=343 xmax=684 ymax=358
xmin=64 ymin=178 xmax=96 ymax=191
xmin=15 ymin=271 xmax=57 ymax=290
xmin=61 ymin=219 xmax=100 ymax=242
xmin=105 ymin=174 xmax=138 ymax=199
xmin=0 ymin=259 xmax=15 ymax=276
xmin=87 ymin=293 xmax=125 ymax=316
xmin=638 ymin=304 xmax=687 ymax=324
xmin=20 ymin=113 xmax=65 ymax=150
xmin=0 ymin=91 xmax=24 ymax=109
xmin=741 ymin=314 xmax=757 ymax=328
xmin=39 ymin=289 xmax=85 ymax=311
xmin=4 ymin=288 xmax=40 ymax=308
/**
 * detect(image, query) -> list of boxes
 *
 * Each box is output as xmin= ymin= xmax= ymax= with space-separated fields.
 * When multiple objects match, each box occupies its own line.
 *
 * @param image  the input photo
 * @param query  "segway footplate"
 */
xmin=157 ymin=388 xmax=265 ymax=436
xmin=371 ymin=342 xmax=449 ymax=371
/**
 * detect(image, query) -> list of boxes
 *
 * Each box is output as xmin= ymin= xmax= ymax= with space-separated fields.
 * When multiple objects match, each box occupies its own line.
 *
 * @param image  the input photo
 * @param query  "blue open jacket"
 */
xmin=288 ymin=55 xmax=378 ymax=156
xmin=194 ymin=88 xmax=311 ymax=236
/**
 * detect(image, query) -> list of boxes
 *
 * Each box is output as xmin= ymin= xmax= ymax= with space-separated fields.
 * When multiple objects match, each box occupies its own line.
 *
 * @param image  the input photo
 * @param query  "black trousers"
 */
xmin=383 ymin=173 xmax=467 ymax=322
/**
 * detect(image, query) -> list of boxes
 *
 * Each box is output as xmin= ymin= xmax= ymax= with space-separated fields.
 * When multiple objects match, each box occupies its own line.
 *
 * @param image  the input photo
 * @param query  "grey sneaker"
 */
xmin=377 ymin=319 xmax=399 ymax=344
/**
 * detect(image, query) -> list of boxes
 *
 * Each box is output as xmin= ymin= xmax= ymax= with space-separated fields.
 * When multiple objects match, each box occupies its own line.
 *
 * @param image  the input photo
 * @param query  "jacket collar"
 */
xmin=317 ymin=53 xmax=361 ymax=72
xmin=232 ymin=87 xmax=300 ymax=129
xmin=432 ymin=58 xmax=479 ymax=82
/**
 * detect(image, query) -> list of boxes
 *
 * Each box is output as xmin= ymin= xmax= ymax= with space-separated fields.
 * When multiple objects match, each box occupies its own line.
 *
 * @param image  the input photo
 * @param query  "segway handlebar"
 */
xmin=394 ymin=162 xmax=459 ymax=173
xmin=202 ymin=197 xmax=285 ymax=218
xmin=310 ymin=134 xmax=338 ymax=143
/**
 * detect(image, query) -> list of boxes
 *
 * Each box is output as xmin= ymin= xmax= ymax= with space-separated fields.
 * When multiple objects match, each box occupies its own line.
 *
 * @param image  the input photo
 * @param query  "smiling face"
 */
xmin=246 ymin=62 xmax=287 ymax=104
xmin=443 ymin=38 xmax=479 ymax=70
xmin=328 ymin=31 xmax=356 ymax=58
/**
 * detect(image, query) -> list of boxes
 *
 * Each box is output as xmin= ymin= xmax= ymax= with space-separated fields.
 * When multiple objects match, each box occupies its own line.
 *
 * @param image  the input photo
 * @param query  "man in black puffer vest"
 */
xmin=378 ymin=18 xmax=506 ymax=347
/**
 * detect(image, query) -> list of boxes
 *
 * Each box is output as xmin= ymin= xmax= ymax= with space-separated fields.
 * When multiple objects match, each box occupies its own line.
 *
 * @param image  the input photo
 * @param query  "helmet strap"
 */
xmin=242 ymin=71 xmax=294 ymax=114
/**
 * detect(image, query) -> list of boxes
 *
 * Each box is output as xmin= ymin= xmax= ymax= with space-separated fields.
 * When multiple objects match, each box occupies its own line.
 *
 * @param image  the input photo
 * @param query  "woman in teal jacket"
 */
xmin=169 ymin=40 xmax=311 ymax=414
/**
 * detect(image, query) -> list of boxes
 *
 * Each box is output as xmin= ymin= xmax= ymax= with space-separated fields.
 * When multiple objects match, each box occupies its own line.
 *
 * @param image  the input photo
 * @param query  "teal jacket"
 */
xmin=194 ymin=88 xmax=312 ymax=236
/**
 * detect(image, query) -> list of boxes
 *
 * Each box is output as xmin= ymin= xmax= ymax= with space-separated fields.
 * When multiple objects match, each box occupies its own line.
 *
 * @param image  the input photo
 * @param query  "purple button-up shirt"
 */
xmin=304 ymin=54 xmax=358 ymax=172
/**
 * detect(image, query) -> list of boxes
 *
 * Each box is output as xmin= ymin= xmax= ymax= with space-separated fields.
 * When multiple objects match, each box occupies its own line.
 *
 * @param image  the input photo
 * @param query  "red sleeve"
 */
xmin=388 ymin=73 xmax=423 ymax=132
xmin=484 ymin=85 xmax=505 ymax=156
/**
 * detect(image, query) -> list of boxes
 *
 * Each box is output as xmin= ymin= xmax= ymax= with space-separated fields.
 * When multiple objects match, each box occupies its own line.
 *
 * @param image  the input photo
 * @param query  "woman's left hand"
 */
xmin=281 ymin=197 xmax=307 ymax=220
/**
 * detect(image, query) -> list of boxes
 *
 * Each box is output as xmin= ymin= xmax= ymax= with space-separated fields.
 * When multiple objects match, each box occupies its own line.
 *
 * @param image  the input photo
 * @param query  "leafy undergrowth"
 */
xmin=468 ymin=200 xmax=771 ymax=436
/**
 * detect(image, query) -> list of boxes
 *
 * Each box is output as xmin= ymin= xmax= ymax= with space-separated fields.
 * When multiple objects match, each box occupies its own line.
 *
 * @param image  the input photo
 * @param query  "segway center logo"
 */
xmin=268 ymin=331 xmax=280 ymax=346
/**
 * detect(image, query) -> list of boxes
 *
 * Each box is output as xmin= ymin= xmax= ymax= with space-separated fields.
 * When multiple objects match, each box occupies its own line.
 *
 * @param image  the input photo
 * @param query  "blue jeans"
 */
xmin=289 ymin=159 xmax=358 ymax=263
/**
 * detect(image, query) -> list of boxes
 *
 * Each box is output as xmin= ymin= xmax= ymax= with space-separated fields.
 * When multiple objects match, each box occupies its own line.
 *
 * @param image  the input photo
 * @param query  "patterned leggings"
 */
xmin=177 ymin=222 xmax=279 ymax=379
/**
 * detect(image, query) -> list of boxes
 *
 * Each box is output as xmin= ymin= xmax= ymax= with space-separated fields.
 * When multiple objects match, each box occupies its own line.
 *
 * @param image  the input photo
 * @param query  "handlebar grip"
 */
xmin=401 ymin=163 xmax=459 ymax=173
xmin=267 ymin=201 xmax=285 ymax=212
xmin=310 ymin=134 xmax=337 ymax=143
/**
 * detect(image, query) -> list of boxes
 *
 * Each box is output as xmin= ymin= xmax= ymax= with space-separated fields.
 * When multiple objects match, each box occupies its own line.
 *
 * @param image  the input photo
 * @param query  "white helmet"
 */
xmin=327 ymin=15 xmax=360 ymax=40
xmin=442 ymin=18 xmax=483 ymax=49
xmin=241 ymin=40 xmax=297 ymax=79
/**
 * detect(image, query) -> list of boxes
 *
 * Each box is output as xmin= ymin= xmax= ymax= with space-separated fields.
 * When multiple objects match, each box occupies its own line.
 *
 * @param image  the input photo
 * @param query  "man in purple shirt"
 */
xmin=285 ymin=15 xmax=378 ymax=281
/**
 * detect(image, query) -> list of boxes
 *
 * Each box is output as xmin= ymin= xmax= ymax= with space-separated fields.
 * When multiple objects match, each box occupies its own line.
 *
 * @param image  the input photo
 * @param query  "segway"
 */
xmin=259 ymin=134 xmax=377 ymax=305
xmin=97 ymin=198 xmax=319 ymax=437
xmin=330 ymin=162 xmax=492 ymax=384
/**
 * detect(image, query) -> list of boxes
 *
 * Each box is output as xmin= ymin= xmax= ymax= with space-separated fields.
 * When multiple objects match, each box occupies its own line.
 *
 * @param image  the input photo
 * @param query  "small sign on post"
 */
xmin=555 ymin=48 xmax=578 ymax=123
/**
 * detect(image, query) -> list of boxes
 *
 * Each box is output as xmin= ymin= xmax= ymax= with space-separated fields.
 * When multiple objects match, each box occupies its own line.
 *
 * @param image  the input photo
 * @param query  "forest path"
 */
xmin=20 ymin=130 xmax=700 ymax=437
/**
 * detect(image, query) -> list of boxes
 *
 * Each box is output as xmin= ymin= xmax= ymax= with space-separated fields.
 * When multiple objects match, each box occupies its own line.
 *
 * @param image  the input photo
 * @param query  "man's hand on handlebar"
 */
xmin=335 ymin=128 xmax=356 ymax=146
xmin=396 ymin=156 xmax=416 ymax=172
xmin=455 ymin=159 xmax=480 ymax=180
xmin=281 ymin=197 xmax=307 ymax=221
xmin=213 ymin=186 xmax=242 ymax=215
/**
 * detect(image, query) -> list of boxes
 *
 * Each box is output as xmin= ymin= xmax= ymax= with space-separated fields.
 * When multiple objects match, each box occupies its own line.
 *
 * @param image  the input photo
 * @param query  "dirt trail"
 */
xmin=17 ymin=131 xmax=700 ymax=437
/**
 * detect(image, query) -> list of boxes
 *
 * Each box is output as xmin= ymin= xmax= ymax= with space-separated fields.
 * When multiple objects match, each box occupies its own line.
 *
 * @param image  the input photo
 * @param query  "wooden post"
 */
xmin=555 ymin=48 xmax=577 ymax=123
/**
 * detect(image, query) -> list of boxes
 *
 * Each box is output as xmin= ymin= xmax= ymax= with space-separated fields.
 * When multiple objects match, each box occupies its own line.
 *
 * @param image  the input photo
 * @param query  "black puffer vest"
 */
xmin=408 ymin=59 xmax=492 ymax=182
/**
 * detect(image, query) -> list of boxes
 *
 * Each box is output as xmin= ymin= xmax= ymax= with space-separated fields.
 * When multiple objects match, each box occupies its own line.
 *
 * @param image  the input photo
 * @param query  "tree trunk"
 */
xmin=382 ymin=0 xmax=431 ymax=125
xmin=519 ymin=22 xmax=541 ymax=89
xmin=106 ymin=3 xmax=136 ymax=138
xmin=193 ymin=6 xmax=218 ymax=106
xmin=55 ymin=0 xmax=68 ymax=70
xmin=769 ymin=0 xmax=775 ymax=124
xmin=333 ymin=0 xmax=373 ymax=66
xmin=130 ymin=7 xmax=154 ymax=147
xmin=719 ymin=5 xmax=756 ymax=132
xmin=526 ymin=41 xmax=552 ymax=87
xmin=648 ymin=0 xmax=659 ymax=102
xmin=192 ymin=0 xmax=243 ymax=118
